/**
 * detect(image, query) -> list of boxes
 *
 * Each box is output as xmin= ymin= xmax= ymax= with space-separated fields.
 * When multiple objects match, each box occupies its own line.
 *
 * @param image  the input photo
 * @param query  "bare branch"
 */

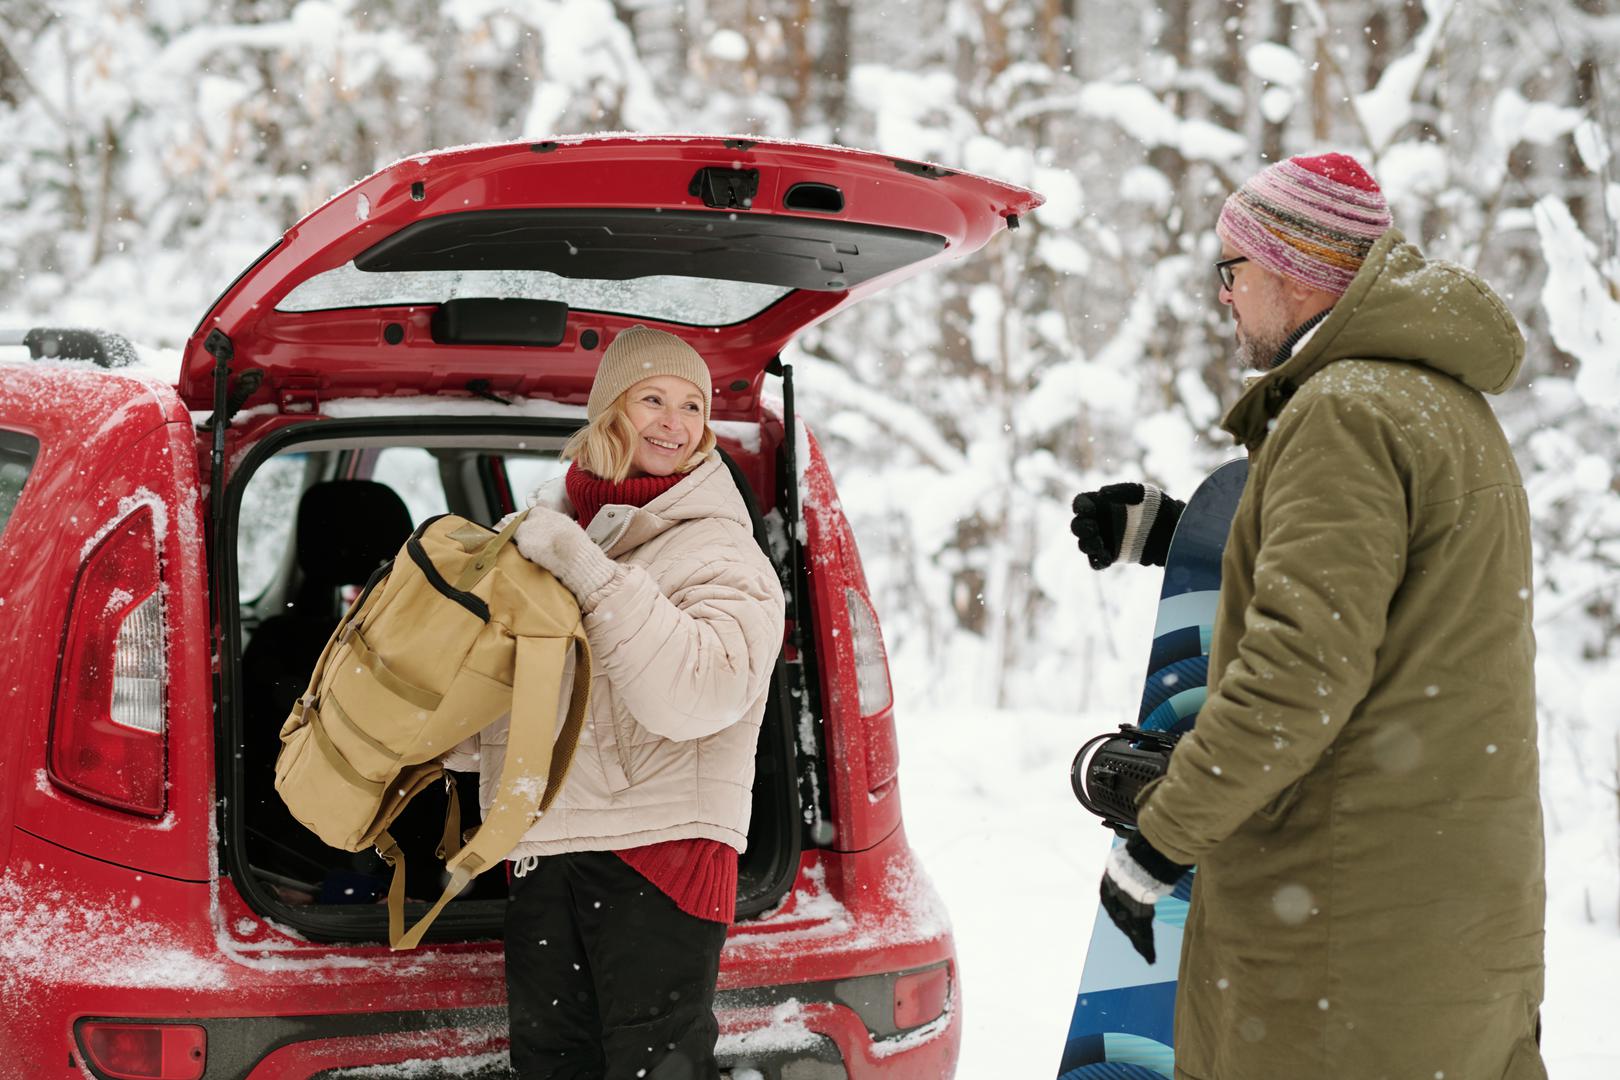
xmin=0 ymin=29 xmax=67 ymax=128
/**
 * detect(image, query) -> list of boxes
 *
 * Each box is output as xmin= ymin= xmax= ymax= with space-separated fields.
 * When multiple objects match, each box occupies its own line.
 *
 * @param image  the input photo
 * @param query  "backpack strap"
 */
xmin=338 ymin=624 xmax=442 ymax=712
xmin=376 ymin=829 xmax=408 ymax=946
xmin=541 ymin=626 xmax=590 ymax=816
xmin=389 ymin=628 xmax=591 ymax=951
xmin=436 ymin=773 xmax=464 ymax=862
xmin=377 ymin=773 xmax=465 ymax=951
xmin=377 ymin=826 xmax=460 ymax=953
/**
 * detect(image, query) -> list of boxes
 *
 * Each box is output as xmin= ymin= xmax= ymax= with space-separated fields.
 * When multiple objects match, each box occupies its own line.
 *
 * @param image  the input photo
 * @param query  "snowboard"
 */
xmin=1056 ymin=458 xmax=1249 ymax=1080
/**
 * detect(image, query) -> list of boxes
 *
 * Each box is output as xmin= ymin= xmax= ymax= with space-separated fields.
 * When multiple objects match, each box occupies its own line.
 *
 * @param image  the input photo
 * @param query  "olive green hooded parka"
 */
xmin=1137 ymin=229 xmax=1546 ymax=1080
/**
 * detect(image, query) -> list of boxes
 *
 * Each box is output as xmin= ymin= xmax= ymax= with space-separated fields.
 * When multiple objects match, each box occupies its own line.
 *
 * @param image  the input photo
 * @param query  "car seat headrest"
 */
xmin=295 ymin=480 xmax=414 ymax=589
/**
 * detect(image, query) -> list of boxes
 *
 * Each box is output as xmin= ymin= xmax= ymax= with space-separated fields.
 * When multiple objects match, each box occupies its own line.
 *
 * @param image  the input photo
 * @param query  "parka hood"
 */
xmin=1222 ymin=228 xmax=1525 ymax=447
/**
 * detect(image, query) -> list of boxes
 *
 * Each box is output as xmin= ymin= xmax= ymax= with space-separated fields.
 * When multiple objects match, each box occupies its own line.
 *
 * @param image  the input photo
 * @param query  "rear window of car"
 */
xmin=236 ymin=447 xmax=455 ymax=603
xmin=276 ymin=263 xmax=792 ymax=327
xmin=237 ymin=452 xmax=308 ymax=601
xmin=0 ymin=429 xmax=39 ymax=543
xmin=368 ymin=446 xmax=451 ymax=521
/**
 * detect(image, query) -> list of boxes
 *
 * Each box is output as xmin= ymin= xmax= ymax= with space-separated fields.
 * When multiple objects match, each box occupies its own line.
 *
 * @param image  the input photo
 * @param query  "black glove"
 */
xmin=1070 ymin=483 xmax=1183 ymax=570
xmin=1098 ymin=831 xmax=1191 ymax=964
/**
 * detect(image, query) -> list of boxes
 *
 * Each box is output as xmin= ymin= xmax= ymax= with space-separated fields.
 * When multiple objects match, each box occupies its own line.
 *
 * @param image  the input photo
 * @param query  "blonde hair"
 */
xmin=561 ymin=390 xmax=717 ymax=483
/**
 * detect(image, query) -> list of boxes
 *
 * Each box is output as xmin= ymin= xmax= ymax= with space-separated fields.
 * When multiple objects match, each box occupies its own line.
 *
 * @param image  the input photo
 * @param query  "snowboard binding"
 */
xmin=1071 ymin=724 xmax=1181 ymax=833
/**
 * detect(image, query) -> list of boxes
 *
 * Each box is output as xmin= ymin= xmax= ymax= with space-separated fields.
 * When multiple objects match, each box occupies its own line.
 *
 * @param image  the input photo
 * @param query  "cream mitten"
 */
xmin=512 ymin=507 xmax=618 ymax=604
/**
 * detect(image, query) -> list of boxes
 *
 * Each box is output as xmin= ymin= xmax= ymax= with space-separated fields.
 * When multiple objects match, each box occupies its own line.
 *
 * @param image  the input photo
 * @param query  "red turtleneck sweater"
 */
xmin=565 ymin=462 xmax=739 ymax=925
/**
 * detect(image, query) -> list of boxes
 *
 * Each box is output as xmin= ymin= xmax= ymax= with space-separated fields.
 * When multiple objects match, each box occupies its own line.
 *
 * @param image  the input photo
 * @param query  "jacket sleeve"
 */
xmin=581 ymin=532 xmax=786 ymax=742
xmin=1138 ymin=389 xmax=1414 ymax=865
xmin=439 ymin=735 xmax=481 ymax=772
xmin=439 ymin=720 xmax=508 ymax=814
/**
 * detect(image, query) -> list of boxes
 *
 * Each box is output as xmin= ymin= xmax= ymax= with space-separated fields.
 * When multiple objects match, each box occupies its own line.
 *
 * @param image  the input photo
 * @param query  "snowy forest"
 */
xmin=2 ymin=0 xmax=1618 ymax=1072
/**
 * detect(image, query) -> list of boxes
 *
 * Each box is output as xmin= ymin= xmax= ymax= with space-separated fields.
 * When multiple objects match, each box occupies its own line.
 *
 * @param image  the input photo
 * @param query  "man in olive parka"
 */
xmin=1071 ymin=153 xmax=1546 ymax=1079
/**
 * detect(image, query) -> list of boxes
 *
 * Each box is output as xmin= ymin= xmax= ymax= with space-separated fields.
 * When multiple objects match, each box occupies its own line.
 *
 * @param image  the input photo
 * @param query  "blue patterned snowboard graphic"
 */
xmin=1057 ymin=459 xmax=1249 ymax=1080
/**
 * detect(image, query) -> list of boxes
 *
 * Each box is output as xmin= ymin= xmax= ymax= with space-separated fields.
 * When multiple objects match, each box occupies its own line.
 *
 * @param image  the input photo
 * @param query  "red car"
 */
xmin=0 ymin=135 xmax=1039 ymax=1079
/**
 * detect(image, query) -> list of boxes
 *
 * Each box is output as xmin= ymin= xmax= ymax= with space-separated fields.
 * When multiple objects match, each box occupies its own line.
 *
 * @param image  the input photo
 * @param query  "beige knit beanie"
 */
xmin=586 ymin=325 xmax=713 ymax=421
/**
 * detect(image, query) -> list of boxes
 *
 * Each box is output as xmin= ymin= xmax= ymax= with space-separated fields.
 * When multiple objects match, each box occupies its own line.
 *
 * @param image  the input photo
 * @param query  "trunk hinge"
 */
xmin=275 ymin=378 xmax=321 ymax=413
xmin=199 ymin=337 xmax=264 ymax=433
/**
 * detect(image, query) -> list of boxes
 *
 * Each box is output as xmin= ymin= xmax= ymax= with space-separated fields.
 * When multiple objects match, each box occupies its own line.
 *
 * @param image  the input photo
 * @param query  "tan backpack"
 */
xmin=274 ymin=509 xmax=589 ymax=949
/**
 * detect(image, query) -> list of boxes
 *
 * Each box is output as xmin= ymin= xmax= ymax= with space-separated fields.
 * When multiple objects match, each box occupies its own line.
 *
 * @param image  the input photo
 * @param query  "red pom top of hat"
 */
xmin=1290 ymin=152 xmax=1382 ymax=193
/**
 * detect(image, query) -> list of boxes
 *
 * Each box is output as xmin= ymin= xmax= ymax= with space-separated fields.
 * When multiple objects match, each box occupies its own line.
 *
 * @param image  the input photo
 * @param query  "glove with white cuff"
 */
xmin=513 ymin=507 xmax=619 ymax=605
xmin=1099 ymin=830 xmax=1191 ymax=964
xmin=1070 ymin=483 xmax=1183 ymax=570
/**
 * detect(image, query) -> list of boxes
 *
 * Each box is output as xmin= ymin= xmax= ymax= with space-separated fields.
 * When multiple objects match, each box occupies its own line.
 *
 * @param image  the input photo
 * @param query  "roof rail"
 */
xmin=0 ymin=327 xmax=139 ymax=368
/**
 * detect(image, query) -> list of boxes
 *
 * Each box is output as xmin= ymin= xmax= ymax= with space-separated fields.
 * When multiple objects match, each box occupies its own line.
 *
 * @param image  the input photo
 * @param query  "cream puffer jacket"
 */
xmin=443 ymin=452 xmax=785 ymax=856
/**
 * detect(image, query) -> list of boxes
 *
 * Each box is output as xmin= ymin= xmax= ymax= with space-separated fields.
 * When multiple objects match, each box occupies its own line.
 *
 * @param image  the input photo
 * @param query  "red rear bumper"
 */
xmin=4 ymin=831 xmax=958 ymax=1078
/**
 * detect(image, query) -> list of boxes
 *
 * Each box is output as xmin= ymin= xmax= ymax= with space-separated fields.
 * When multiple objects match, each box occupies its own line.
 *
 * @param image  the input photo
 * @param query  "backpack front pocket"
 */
xmin=316 ymin=627 xmax=444 ymax=780
xmin=275 ymin=701 xmax=388 ymax=850
xmin=316 ymin=577 xmax=488 ymax=774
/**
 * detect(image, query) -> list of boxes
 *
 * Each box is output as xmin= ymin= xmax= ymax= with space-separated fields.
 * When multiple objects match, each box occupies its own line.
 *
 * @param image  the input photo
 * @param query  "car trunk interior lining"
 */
xmin=348 ymin=208 xmax=946 ymax=291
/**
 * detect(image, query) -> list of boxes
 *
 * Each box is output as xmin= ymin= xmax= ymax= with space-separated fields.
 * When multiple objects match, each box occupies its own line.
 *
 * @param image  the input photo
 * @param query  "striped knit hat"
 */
xmin=1216 ymin=153 xmax=1393 ymax=296
xmin=587 ymin=325 xmax=713 ymax=421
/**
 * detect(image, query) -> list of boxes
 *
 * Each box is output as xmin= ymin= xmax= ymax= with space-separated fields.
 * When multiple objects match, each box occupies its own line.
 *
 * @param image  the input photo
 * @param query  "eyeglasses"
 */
xmin=1215 ymin=255 xmax=1250 ymax=291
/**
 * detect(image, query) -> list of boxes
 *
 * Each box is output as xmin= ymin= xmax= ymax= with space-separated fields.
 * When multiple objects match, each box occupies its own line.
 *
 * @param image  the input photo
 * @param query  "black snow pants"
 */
xmin=505 ymin=850 xmax=728 ymax=1080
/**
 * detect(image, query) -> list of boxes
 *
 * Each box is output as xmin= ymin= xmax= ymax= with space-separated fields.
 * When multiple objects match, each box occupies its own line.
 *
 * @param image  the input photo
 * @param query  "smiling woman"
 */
xmin=559 ymin=325 xmax=720 ymax=483
xmin=624 ymin=375 xmax=709 ymax=476
xmin=444 ymin=323 xmax=786 ymax=1078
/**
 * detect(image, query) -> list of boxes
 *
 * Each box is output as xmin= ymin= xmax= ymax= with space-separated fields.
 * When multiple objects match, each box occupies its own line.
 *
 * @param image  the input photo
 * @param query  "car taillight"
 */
xmin=893 ymin=964 xmax=951 ymax=1030
xmin=49 ymin=505 xmax=168 ymax=816
xmin=843 ymin=587 xmax=892 ymax=716
xmin=81 ymin=1022 xmax=205 ymax=1080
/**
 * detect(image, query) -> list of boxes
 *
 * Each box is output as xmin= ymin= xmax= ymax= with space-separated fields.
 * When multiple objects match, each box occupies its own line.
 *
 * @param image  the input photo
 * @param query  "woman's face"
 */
xmin=622 ymin=375 xmax=706 ymax=478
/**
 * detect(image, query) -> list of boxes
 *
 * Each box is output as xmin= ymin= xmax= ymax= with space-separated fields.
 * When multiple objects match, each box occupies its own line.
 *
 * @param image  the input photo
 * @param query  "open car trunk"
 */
xmin=176 ymin=136 xmax=1040 ymax=418
xmin=194 ymin=135 xmax=1038 ymax=944
xmin=223 ymin=414 xmax=804 ymax=943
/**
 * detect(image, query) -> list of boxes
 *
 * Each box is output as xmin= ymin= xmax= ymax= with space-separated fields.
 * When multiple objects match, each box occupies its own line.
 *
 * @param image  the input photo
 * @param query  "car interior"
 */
xmin=228 ymin=423 xmax=806 ymax=942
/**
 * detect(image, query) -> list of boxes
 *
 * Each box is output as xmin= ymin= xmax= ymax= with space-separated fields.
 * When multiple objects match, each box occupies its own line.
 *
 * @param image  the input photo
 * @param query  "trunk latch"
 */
xmin=689 ymin=167 xmax=759 ymax=210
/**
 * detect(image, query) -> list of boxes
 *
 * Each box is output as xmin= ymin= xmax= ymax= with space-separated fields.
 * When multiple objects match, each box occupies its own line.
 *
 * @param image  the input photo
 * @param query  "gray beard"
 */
xmin=1239 ymin=327 xmax=1289 ymax=370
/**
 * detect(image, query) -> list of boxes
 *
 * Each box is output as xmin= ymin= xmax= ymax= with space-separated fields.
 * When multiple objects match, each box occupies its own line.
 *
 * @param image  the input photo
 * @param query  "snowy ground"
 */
xmin=1541 ymin=817 xmax=1620 ymax=1076
xmin=896 ymin=695 xmax=1620 ymax=1078
xmin=896 ymin=699 xmax=1103 ymax=1078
